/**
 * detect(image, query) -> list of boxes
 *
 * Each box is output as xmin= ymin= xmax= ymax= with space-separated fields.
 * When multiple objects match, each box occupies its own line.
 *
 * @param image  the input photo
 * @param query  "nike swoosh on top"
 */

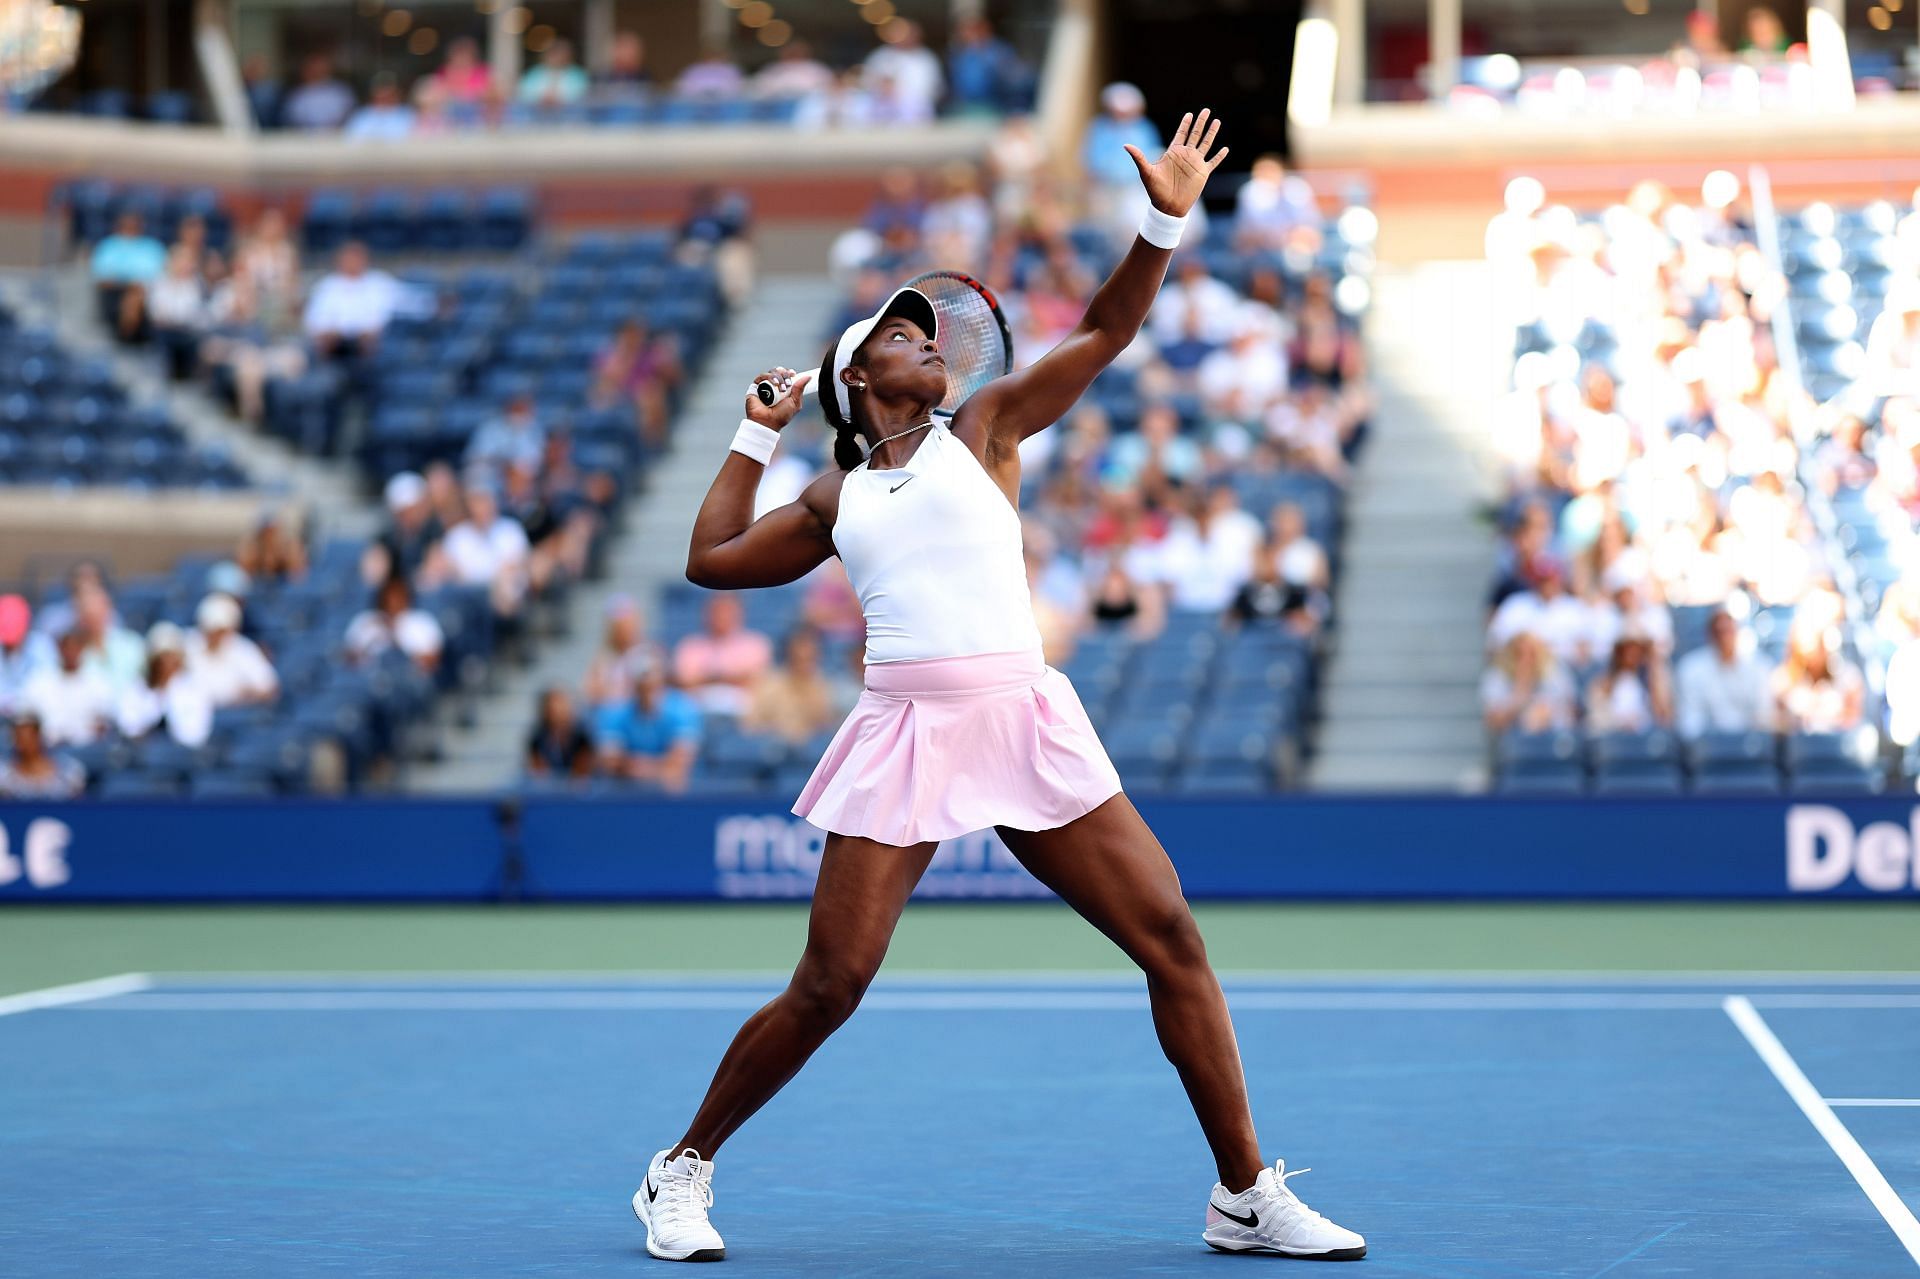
xmin=889 ymin=476 xmax=915 ymax=493
xmin=645 ymin=1179 xmax=658 ymax=1203
xmin=1214 ymin=1204 xmax=1258 ymax=1228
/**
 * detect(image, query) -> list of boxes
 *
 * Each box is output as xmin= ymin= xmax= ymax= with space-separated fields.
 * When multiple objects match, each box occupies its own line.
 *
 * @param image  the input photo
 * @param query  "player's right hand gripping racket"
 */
xmin=754 ymin=270 xmax=1015 ymax=418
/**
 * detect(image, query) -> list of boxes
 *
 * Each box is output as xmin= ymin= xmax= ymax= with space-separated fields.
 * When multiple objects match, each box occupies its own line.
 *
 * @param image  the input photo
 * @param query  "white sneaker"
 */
xmin=633 ymin=1147 xmax=726 ymax=1262
xmin=1203 ymin=1160 xmax=1366 ymax=1260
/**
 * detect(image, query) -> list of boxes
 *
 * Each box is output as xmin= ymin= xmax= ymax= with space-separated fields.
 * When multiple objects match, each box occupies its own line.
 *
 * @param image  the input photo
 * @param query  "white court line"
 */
xmin=1725 ymin=996 xmax=1920 ymax=1268
xmin=1829 ymin=1099 xmax=1920 ymax=1108
xmin=149 ymin=968 xmax=1920 ymax=988
xmin=71 ymin=990 xmax=1743 ymax=1012
xmin=0 ymin=973 xmax=152 ymax=1018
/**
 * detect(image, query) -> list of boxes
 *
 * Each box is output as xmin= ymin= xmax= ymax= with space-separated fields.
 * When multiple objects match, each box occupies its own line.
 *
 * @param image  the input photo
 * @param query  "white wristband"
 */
xmin=1138 ymin=206 xmax=1188 ymax=250
xmin=730 ymin=418 xmax=780 ymax=465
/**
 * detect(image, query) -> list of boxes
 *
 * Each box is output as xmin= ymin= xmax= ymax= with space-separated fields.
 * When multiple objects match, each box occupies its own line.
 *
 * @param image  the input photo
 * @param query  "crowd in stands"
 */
xmin=1444 ymin=6 xmax=1912 ymax=116
xmin=1482 ymin=173 xmax=1920 ymax=793
xmin=237 ymin=20 xmax=1030 ymax=140
xmin=534 ymin=85 xmax=1375 ymax=794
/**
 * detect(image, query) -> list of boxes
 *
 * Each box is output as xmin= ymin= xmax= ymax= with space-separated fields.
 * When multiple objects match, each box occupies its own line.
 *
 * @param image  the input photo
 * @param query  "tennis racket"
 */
xmin=754 ymin=270 xmax=1015 ymax=418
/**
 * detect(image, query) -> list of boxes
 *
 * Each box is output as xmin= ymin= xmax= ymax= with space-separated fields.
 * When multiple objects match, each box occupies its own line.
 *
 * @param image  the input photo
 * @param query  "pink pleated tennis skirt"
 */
xmin=791 ymin=648 xmax=1123 ymax=847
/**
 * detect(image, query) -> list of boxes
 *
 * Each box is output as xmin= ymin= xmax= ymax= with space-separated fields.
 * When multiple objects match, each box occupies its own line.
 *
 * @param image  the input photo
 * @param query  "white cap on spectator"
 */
xmin=384 ymin=471 xmax=426 ymax=511
xmin=1101 ymin=82 xmax=1145 ymax=115
xmin=147 ymin=621 xmax=186 ymax=655
xmin=196 ymin=593 xmax=241 ymax=633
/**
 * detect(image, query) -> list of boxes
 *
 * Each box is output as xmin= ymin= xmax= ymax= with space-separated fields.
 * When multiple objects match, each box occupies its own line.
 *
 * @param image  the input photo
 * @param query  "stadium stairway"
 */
xmin=3 ymin=267 xmax=376 ymax=534
xmin=1308 ymin=262 xmax=1502 ymax=792
xmin=405 ymin=272 xmax=842 ymax=793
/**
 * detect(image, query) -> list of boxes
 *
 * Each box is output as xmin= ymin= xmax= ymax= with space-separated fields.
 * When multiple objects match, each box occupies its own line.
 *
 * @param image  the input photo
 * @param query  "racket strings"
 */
xmin=916 ymin=275 xmax=1008 ymax=413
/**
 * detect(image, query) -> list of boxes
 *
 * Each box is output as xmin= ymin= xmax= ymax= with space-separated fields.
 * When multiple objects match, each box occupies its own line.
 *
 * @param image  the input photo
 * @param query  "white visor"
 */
xmin=827 ymin=286 xmax=938 ymax=426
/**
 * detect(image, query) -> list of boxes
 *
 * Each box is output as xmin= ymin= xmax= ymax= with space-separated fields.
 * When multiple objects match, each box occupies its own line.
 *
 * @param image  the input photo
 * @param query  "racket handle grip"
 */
xmin=754 ymin=367 xmax=821 ymax=406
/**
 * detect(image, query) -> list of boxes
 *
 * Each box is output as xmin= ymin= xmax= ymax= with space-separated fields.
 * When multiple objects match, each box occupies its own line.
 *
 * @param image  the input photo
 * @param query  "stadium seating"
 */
xmin=0 ymin=302 xmax=248 ymax=490
xmin=1 ymin=542 xmax=495 ymax=796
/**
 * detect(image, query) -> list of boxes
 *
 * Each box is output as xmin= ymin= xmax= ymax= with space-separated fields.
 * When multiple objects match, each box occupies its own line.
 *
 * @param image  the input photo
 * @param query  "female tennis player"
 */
xmin=635 ymin=108 xmax=1365 ymax=1264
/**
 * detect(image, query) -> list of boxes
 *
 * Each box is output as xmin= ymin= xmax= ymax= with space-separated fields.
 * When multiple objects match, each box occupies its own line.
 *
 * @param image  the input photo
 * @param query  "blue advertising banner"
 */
xmin=4 ymin=794 xmax=1918 ymax=902
xmin=515 ymin=795 xmax=1920 ymax=902
xmin=0 ymin=800 xmax=503 ymax=901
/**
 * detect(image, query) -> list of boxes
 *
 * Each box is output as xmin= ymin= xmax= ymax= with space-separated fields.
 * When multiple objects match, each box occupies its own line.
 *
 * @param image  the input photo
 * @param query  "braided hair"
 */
xmin=820 ymin=340 xmax=865 ymax=470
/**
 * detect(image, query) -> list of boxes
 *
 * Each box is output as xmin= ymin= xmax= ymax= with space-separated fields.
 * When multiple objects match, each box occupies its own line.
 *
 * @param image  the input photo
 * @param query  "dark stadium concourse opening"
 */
xmin=1105 ymin=0 xmax=1304 ymax=165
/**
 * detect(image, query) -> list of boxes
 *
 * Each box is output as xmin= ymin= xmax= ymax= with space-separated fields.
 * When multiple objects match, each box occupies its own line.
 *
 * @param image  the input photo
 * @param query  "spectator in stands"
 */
xmin=1106 ymin=403 xmax=1202 ymax=491
xmin=1585 ymin=634 xmax=1673 ymax=733
xmin=1864 ymin=280 xmax=1920 ymax=394
xmin=241 ymin=52 xmax=283 ymax=128
xmin=1673 ymin=609 xmax=1773 ymax=737
xmin=345 ymin=73 xmax=417 ymax=141
xmin=527 ymin=686 xmax=594 ymax=780
xmin=753 ymin=39 xmax=833 ymax=101
xmin=147 ymin=246 xmax=208 ymax=380
xmin=744 ymin=627 xmax=839 ymax=745
xmin=1483 ymin=632 xmax=1578 ymax=735
xmin=433 ymin=36 xmax=493 ymax=114
xmin=1673 ymin=10 xmax=1729 ymax=68
xmin=1488 ymin=559 xmax=1593 ymax=667
xmin=1152 ymin=256 xmax=1241 ymax=347
xmin=116 ymin=622 xmax=212 ymax=749
xmin=1269 ymin=501 xmax=1331 ymax=605
xmin=592 ymin=319 xmax=682 ymax=449
xmin=1025 ymin=540 xmax=1085 ymax=666
xmin=800 ymin=562 xmax=865 ymax=646
xmin=519 ymin=38 xmax=590 ymax=111
xmin=281 ymin=54 xmax=356 ymax=132
xmin=435 ymin=476 xmax=530 ymax=617
xmin=0 ymin=712 xmax=85 ymax=800
xmin=303 ymin=241 xmax=406 ymax=361
xmin=795 ymin=67 xmax=877 ymax=131
xmin=377 ymin=471 xmax=440 ymax=580
xmin=921 ymin=163 xmax=994 ymax=273
xmin=90 ymin=211 xmax=166 ymax=341
xmin=1234 ymin=155 xmax=1322 ymax=251
xmin=580 ymin=596 xmax=659 ymax=713
xmin=72 ymin=581 xmax=144 ymax=693
xmin=946 ymin=15 xmax=1027 ymax=117
xmin=0 ymin=595 xmax=51 ymax=716
xmin=1774 ymin=622 xmax=1863 ymax=733
xmin=1232 ymin=536 xmax=1319 ymax=636
xmin=594 ymin=664 xmax=700 ymax=790
xmin=1741 ymin=6 xmax=1789 ymax=56
xmin=237 ymin=513 xmax=309 ymax=584
xmin=23 ymin=631 xmax=114 ymax=747
xmin=345 ymin=575 xmax=444 ymax=675
xmin=599 ymin=32 xmax=650 ymax=92
xmin=1090 ymin=555 xmax=1166 ymax=640
xmin=465 ymin=393 xmax=547 ymax=481
xmin=673 ymin=595 xmax=772 ymax=718
xmin=1199 ymin=304 xmax=1289 ymax=424
xmin=187 ymin=594 xmax=278 ymax=709
xmin=1083 ymin=82 xmax=1161 ymax=245
xmin=865 ymin=19 xmax=943 ymax=120
xmin=1159 ymin=485 xmax=1261 ymax=613
xmin=676 ymin=44 xmax=744 ymax=99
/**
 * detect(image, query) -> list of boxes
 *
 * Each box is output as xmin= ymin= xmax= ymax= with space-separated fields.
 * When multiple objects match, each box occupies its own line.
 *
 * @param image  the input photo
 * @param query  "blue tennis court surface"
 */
xmin=3 ymin=973 xmax=1918 ymax=1277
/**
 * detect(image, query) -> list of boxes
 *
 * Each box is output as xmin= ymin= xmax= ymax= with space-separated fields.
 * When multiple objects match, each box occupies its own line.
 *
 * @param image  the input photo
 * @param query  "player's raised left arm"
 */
xmin=962 ymin=108 xmax=1228 ymax=445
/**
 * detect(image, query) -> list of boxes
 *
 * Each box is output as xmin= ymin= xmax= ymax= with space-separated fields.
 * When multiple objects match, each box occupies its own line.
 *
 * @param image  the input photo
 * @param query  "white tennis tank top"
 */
xmin=832 ymin=420 xmax=1043 ymax=664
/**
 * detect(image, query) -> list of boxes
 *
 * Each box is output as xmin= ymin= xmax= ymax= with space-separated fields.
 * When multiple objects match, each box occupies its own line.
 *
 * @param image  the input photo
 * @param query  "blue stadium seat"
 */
xmin=1495 ymin=768 xmax=1585 ymax=795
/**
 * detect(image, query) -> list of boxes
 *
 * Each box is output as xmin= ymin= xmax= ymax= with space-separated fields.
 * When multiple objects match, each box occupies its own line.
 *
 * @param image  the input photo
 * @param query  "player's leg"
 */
xmin=637 ymin=831 xmax=936 ymax=1262
xmin=997 ymin=795 xmax=1365 ymax=1260
xmin=671 ymin=830 xmax=938 ymax=1156
xmin=995 ymin=795 xmax=1262 ymax=1188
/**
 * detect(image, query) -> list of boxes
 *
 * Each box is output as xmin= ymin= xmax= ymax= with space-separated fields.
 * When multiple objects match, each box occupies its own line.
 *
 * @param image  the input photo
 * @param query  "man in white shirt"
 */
xmin=23 ymin=631 xmax=115 ymax=747
xmin=863 ymin=20 xmax=943 ymax=119
xmin=303 ymin=241 xmax=406 ymax=359
xmin=1487 ymin=560 xmax=1593 ymax=666
xmin=345 ymin=576 xmax=445 ymax=675
xmin=1158 ymin=485 xmax=1263 ymax=612
xmin=1673 ymin=610 xmax=1774 ymax=738
xmin=1149 ymin=256 xmax=1242 ymax=347
xmin=187 ymin=594 xmax=279 ymax=709
xmin=441 ymin=479 xmax=531 ymax=592
xmin=1196 ymin=303 xmax=1289 ymax=422
xmin=1234 ymin=154 xmax=1322 ymax=250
